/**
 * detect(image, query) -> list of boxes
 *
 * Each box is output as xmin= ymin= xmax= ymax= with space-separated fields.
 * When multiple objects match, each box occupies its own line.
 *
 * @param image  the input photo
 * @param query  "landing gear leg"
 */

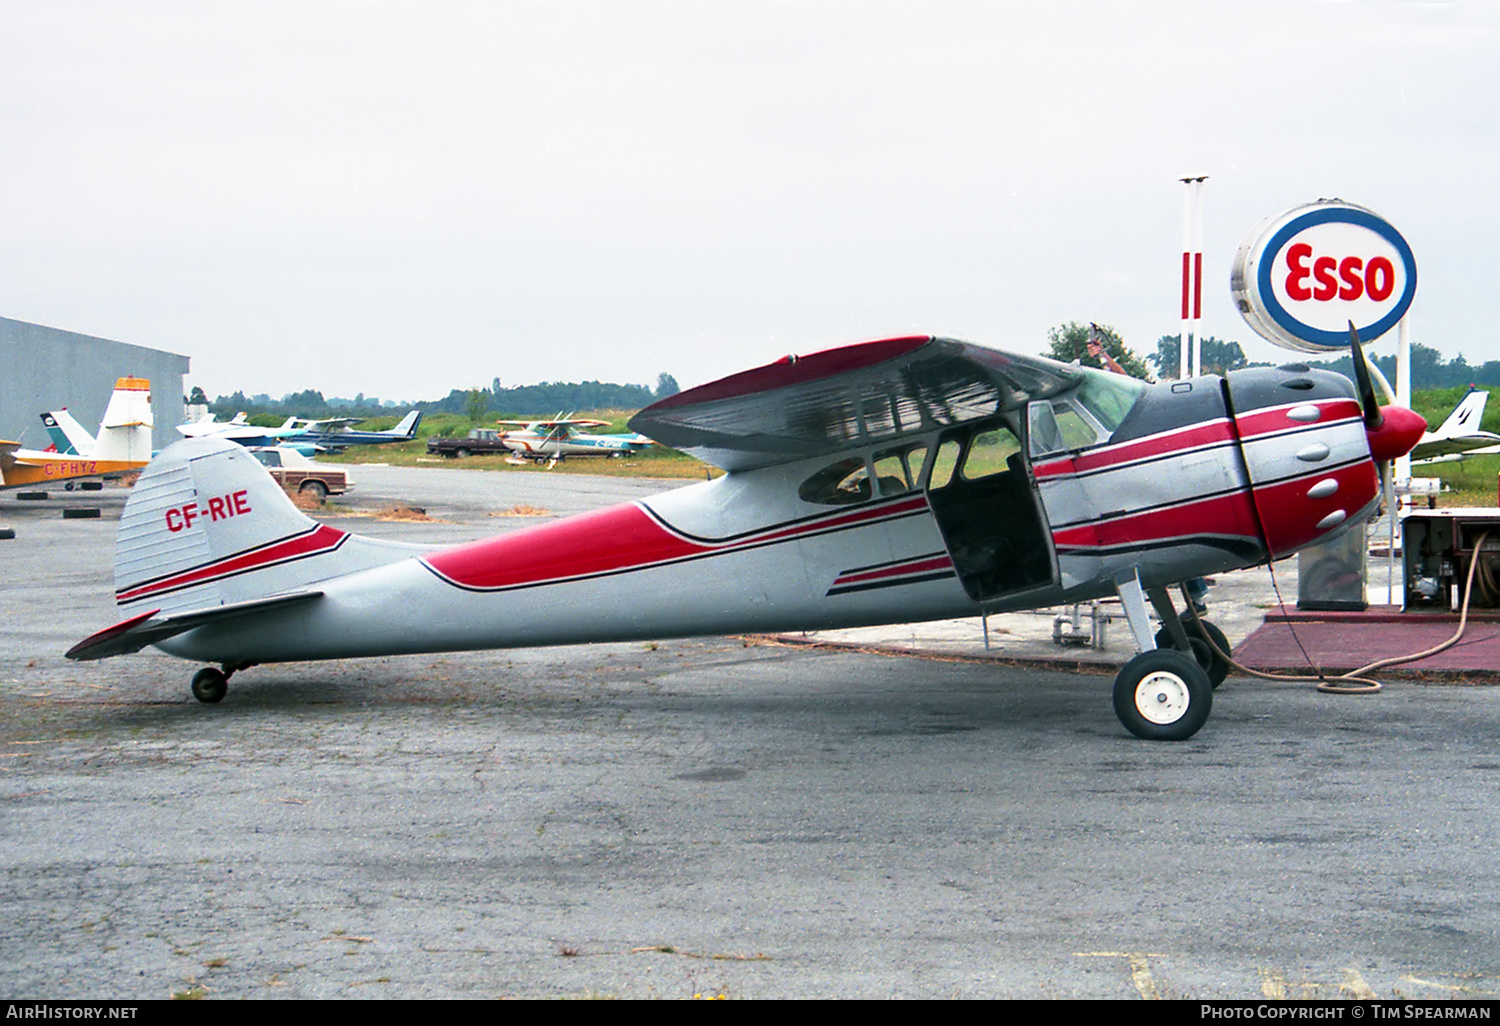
xmin=1148 ymin=585 xmax=1230 ymax=689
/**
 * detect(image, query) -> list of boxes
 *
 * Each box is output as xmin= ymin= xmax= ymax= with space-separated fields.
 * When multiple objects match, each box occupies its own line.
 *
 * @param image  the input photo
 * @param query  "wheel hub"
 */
xmin=1134 ymin=671 xmax=1190 ymax=724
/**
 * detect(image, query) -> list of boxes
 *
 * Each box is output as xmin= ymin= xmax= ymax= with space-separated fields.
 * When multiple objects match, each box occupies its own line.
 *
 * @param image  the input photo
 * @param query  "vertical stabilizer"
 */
xmin=115 ymin=436 xmax=418 ymax=617
xmin=91 ymin=377 xmax=155 ymax=463
xmin=1432 ymin=389 xmax=1488 ymax=439
xmin=388 ymin=410 xmax=422 ymax=437
xmin=41 ymin=409 xmax=97 ymax=456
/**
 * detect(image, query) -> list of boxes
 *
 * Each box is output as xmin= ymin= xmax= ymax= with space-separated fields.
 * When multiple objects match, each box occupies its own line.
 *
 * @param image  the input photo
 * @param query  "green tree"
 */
xmin=465 ymin=387 xmax=488 ymax=424
xmin=1150 ymin=335 xmax=1248 ymax=378
xmin=655 ymin=372 xmax=681 ymax=399
xmin=1045 ymin=322 xmax=1152 ymax=380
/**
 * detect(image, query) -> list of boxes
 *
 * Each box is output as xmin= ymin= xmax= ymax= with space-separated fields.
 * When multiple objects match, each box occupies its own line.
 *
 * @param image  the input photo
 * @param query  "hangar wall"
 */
xmin=0 ymin=316 xmax=190 ymax=453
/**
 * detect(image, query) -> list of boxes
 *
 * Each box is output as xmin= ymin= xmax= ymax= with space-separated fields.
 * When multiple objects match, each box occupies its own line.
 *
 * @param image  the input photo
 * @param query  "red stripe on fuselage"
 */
xmin=833 ymin=554 xmax=953 ymax=586
xmin=1234 ymin=398 xmax=1362 ymax=440
xmin=422 ymin=496 xmax=932 ymax=592
xmin=1051 ymin=491 xmax=1262 ymax=551
xmin=1032 ymin=419 xmax=1234 ymax=479
xmin=424 ymin=504 xmax=707 ymax=591
xmin=116 ymin=524 xmax=349 ymax=603
xmin=1032 ymin=398 xmax=1361 ymax=481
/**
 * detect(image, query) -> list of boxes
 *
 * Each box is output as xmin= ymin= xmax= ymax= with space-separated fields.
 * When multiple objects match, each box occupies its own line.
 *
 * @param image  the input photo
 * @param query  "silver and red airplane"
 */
xmin=68 ymin=334 xmax=1425 ymax=741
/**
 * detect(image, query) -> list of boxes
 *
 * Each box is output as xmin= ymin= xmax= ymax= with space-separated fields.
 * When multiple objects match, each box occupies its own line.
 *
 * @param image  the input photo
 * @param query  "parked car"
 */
xmin=426 ymin=427 xmax=512 ymax=458
xmin=248 ymin=446 xmax=350 ymax=500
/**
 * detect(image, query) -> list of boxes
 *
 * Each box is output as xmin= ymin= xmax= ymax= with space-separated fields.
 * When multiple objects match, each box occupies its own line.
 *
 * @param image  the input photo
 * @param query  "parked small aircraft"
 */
xmin=1409 ymin=388 xmax=1500 ymax=465
xmin=67 ymin=335 xmax=1424 ymax=740
xmin=497 ymin=418 xmax=654 ymax=463
xmin=287 ymin=410 xmax=422 ymax=452
xmin=177 ymin=412 xmax=304 ymax=449
xmin=1 ymin=377 xmax=154 ymax=489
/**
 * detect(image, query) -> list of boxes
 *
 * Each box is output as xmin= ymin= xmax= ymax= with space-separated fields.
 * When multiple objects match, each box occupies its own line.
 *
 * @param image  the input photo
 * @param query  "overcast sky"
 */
xmin=2 ymin=1 xmax=1495 ymax=403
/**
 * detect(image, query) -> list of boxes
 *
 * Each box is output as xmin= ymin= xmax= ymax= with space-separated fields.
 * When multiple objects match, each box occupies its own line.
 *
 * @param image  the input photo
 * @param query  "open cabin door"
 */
xmin=925 ymin=419 xmax=1056 ymax=602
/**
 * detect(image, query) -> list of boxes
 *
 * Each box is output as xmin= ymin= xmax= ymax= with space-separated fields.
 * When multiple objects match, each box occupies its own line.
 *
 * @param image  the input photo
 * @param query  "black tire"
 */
xmin=62 ymin=507 xmax=101 ymax=519
xmin=65 ymin=481 xmax=76 ymax=491
xmin=16 ymin=491 xmax=47 ymax=501
xmin=1113 ymin=649 xmax=1212 ymax=741
xmin=0 ymin=528 xmax=15 ymax=540
xmin=80 ymin=481 xmax=104 ymax=491
xmin=1154 ymin=619 xmax=1231 ymax=689
xmin=454 ymin=448 xmax=471 ymax=459
xmin=299 ymin=479 xmax=328 ymax=501
xmin=191 ymin=668 xmax=228 ymax=704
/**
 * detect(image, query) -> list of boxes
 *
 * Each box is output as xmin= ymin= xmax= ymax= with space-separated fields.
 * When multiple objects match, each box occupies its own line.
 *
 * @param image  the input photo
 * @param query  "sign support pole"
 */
xmin=1179 ymin=176 xmax=1207 ymax=378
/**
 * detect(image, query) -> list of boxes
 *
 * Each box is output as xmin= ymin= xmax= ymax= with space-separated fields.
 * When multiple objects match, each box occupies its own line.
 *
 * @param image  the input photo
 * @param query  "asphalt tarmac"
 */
xmin=2 ymin=468 xmax=1499 ymax=1000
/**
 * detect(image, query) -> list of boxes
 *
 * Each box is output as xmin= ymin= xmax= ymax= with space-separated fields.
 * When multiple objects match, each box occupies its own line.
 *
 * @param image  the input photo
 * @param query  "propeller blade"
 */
xmin=1348 ymin=320 xmax=1384 ymax=431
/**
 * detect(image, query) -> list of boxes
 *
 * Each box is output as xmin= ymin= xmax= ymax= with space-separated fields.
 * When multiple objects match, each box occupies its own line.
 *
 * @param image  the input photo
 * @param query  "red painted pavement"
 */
xmin=1234 ymin=605 xmax=1500 ymax=677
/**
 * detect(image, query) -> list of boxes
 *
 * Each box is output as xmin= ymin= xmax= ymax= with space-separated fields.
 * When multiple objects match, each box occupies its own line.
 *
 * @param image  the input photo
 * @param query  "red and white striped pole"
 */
xmin=1179 ymin=175 xmax=1208 ymax=378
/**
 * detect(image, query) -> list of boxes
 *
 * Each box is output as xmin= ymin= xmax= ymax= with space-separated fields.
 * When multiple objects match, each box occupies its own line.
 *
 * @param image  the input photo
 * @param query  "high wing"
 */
xmin=496 ymin=419 xmax=610 ymax=429
xmin=294 ymin=417 xmax=362 ymax=431
xmin=628 ymin=335 xmax=1081 ymax=471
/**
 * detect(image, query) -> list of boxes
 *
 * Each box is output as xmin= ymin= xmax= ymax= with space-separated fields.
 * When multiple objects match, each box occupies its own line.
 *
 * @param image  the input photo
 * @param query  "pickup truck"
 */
xmin=426 ymin=428 xmax=512 ymax=459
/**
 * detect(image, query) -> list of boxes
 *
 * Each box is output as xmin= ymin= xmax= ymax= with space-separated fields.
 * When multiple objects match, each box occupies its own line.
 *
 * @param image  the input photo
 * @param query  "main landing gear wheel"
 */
xmin=1154 ymin=619 xmax=1231 ymax=689
xmin=1113 ymin=650 xmax=1212 ymax=741
xmin=191 ymin=667 xmax=228 ymax=704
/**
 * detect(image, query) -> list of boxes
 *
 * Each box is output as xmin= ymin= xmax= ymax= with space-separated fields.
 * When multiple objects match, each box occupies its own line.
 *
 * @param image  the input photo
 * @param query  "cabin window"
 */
xmin=1028 ymin=401 xmax=1098 ymax=457
xmin=872 ymin=443 xmax=927 ymax=496
xmin=798 ymin=457 xmax=873 ymax=505
xmin=959 ymin=426 xmax=1023 ymax=481
xmin=252 ymin=450 xmax=283 ymax=468
xmin=927 ymin=440 xmax=962 ymax=490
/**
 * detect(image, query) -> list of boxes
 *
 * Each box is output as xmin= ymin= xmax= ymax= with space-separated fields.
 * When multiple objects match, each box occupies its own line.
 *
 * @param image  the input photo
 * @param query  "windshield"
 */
xmin=1073 ymin=365 xmax=1146 ymax=433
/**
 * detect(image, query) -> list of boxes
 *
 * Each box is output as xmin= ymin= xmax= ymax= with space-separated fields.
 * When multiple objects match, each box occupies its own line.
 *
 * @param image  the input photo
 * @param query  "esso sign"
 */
xmin=1231 ymin=200 xmax=1416 ymax=353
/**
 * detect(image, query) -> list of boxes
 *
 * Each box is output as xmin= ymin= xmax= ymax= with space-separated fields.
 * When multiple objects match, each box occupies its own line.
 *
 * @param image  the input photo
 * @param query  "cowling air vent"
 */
xmin=1280 ymin=378 xmax=1316 ymax=391
xmin=1277 ymin=363 xmax=1311 ymax=373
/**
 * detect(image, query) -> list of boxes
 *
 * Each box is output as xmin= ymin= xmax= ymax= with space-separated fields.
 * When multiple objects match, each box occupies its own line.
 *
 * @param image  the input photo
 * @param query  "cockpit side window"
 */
xmin=872 ymin=443 xmax=928 ymax=497
xmin=1028 ymin=400 xmax=1099 ymax=457
xmin=798 ymin=457 xmax=873 ymax=505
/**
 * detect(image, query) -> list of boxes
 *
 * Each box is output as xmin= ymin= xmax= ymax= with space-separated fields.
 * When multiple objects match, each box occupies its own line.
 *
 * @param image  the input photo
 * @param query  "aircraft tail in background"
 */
xmin=90 ymin=377 xmax=155 ymax=464
xmin=41 ymin=409 xmax=98 ymax=456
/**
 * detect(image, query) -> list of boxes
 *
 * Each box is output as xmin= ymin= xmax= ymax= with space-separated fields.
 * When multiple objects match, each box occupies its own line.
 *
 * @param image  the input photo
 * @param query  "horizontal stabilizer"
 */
xmin=66 ymin=590 xmax=323 ymax=661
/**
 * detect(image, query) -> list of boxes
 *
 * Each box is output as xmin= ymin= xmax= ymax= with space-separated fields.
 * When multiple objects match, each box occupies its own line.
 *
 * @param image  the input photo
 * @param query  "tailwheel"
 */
xmin=191 ymin=667 xmax=229 ymax=704
xmin=1113 ymin=649 xmax=1212 ymax=741
xmin=1154 ymin=619 xmax=1231 ymax=689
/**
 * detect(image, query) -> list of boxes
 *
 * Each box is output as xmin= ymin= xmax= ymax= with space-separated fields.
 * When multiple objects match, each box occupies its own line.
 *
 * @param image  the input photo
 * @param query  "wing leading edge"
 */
xmin=629 ymin=336 xmax=1082 ymax=471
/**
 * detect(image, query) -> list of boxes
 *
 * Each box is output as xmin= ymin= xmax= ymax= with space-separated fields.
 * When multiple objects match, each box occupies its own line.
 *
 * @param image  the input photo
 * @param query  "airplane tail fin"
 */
xmin=1432 ymin=388 xmax=1488 ymax=439
xmin=388 ymin=410 xmax=421 ymax=437
xmin=41 ymin=409 xmax=97 ymax=457
xmin=112 ymin=436 xmax=418 ymax=620
xmin=90 ymin=377 xmax=154 ymax=463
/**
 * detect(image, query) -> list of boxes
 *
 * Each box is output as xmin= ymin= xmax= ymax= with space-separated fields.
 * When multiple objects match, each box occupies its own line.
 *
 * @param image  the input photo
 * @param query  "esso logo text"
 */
xmin=1282 ymin=245 xmax=1396 ymax=304
xmin=1231 ymin=201 xmax=1416 ymax=353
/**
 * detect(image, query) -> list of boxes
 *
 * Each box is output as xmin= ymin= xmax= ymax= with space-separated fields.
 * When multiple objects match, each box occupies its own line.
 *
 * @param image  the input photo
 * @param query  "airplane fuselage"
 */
xmin=138 ymin=364 xmax=1381 ymax=666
